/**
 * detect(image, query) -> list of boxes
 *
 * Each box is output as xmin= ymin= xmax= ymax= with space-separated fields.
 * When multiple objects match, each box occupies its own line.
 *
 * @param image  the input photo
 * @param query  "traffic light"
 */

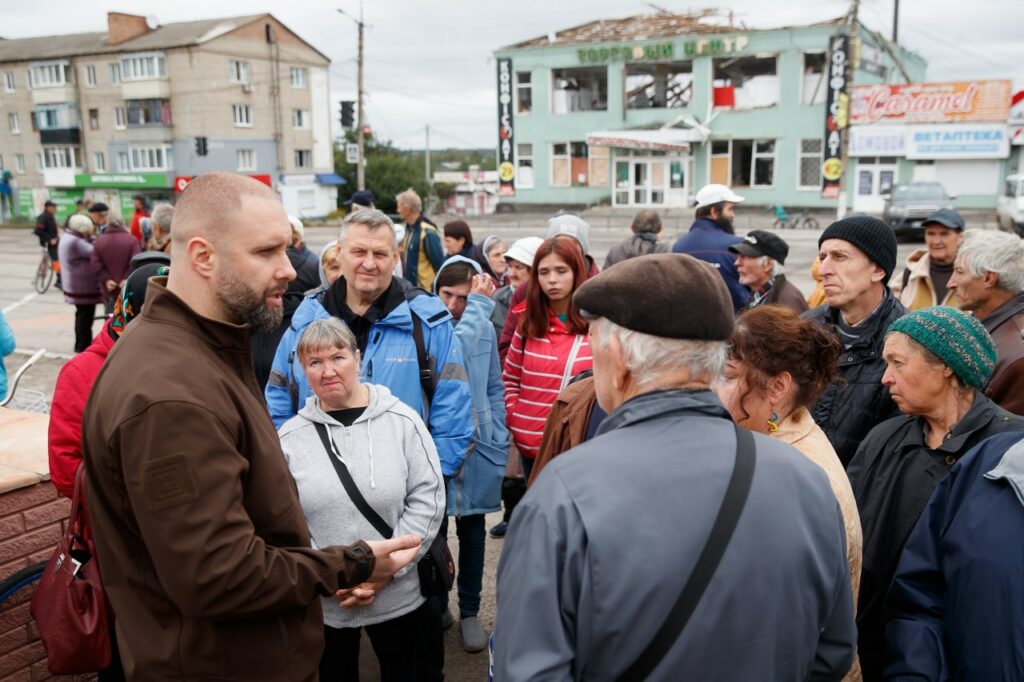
xmin=194 ymin=136 xmax=208 ymax=156
xmin=339 ymin=101 xmax=355 ymax=129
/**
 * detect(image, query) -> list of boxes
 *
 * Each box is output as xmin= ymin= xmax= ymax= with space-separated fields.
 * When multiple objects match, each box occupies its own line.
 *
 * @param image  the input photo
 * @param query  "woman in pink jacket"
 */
xmin=503 ymin=236 xmax=592 ymax=479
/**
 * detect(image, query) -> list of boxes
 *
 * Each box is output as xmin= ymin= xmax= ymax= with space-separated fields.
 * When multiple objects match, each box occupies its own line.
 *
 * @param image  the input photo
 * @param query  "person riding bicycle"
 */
xmin=33 ymin=201 xmax=60 ymax=289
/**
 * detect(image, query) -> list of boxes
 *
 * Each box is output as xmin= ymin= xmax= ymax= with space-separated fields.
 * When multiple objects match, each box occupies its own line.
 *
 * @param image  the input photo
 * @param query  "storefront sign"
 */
xmin=175 ymin=175 xmax=272 ymax=192
xmin=849 ymin=125 xmax=906 ymax=156
xmin=576 ymin=35 xmax=748 ymax=64
xmin=47 ymin=188 xmax=85 ymax=221
xmin=821 ymin=35 xmax=849 ymax=200
xmin=278 ymin=174 xmax=315 ymax=186
xmin=906 ymin=124 xmax=1009 ymax=160
xmin=73 ymin=173 xmax=169 ymax=189
xmin=851 ymin=80 xmax=1011 ymax=125
xmin=496 ymin=58 xmax=515 ymax=197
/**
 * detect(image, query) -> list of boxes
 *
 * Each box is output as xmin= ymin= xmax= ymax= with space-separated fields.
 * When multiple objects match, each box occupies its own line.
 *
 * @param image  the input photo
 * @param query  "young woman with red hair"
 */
xmin=502 ymin=236 xmax=592 ymax=479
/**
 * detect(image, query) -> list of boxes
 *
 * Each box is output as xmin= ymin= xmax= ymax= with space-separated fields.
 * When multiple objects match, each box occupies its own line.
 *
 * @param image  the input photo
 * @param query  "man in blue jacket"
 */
xmin=266 ymin=209 xmax=473 ymax=478
xmin=672 ymin=184 xmax=748 ymax=311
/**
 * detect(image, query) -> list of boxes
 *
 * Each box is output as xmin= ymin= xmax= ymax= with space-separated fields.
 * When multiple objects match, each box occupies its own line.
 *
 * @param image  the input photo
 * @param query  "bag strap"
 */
xmin=410 ymin=313 xmax=435 ymax=406
xmin=312 ymin=422 xmax=394 ymax=539
xmin=617 ymin=423 xmax=756 ymax=682
xmin=68 ymin=462 xmax=88 ymax=538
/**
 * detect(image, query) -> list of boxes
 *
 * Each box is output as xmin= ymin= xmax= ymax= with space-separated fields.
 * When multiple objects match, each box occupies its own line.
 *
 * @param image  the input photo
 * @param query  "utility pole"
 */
xmin=892 ymin=0 xmax=899 ymax=43
xmin=339 ymin=3 xmax=366 ymax=190
xmin=425 ymin=124 xmax=432 ymax=196
xmin=836 ymin=0 xmax=859 ymax=220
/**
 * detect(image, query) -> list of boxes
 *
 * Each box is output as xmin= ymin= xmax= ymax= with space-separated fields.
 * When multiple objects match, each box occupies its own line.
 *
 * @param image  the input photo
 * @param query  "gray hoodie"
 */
xmin=278 ymin=383 xmax=445 ymax=628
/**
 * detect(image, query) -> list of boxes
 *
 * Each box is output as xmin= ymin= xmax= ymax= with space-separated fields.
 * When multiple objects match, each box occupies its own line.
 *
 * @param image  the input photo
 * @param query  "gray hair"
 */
xmin=338 ymin=208 xmax=398 ymax=249
xmin=151 ymin=203 xmax=173 ymax=234
xmin=632 ymin=209 xmax=662 ymax=234
xmin=395 ymin=188 xmax=422 ymax=213
xmin=754 ymin=255 xmax=783 ymax=278
xmin=590 ymin=317 xmax=728 ymax=387
xmin=958 ymin=229 xmax=1024 ymax=294
xmin=296 ymin=318 xmax=358 ymax=366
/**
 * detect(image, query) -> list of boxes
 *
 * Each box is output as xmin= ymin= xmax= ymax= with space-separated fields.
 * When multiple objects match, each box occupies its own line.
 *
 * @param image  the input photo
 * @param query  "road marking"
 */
xmin=2 ymin=293 xmax=37 ymax=315
xmin=12 ymin=347 xmax=72 ymax=361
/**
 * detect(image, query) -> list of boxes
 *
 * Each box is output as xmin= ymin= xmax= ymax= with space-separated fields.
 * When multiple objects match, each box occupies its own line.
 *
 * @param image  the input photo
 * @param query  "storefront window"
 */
xmin=589 ymin=146 xmax=609 ymax=187
xmin=551 ymin=67 xmax=607 ymax=113
xmin=517 ymin=143 xmax=534 ymax=188
xmin=712 ymin=56 xmax=779 ymax=109
xmin=626 ymin=61 xmax=693 ymax=109
xmin=516 ymin=72 xmax=532 ymax=114
xmin=551 ymin=142 xmax=588 ymax=186
xmin=731 ymin=139 xmax=775 ymax=187
xmin=570 ymin=142 xmax=589 ymax=186
xmin=798 ymin=138 xmax=823 ymax=189
xmin=615 ymin=161 xmax=629 ymax=205
xmin=670 ymin=162 xmax=685 ymax=189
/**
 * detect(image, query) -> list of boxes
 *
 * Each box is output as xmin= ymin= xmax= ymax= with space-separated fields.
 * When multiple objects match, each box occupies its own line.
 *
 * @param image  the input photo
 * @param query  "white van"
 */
xmin=997 ymin=174 xmax=1024 ymax=235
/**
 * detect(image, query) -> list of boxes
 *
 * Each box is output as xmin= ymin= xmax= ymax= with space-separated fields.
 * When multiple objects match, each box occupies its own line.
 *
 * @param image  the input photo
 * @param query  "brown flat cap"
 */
xmin=573 ymin=253 xmax=734 ymax=340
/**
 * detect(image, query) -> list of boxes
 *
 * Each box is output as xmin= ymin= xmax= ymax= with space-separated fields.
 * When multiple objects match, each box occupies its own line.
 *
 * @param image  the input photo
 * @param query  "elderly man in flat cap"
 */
xmin=493 ymin=253 xmax=856 ymax=681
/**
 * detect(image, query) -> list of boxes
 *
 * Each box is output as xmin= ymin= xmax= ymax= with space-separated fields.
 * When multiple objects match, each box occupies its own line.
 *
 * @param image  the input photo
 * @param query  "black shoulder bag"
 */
xmin=616 ymin=424 xmax=757 ymax=682
xmin=313 ymin=422 xmax=454 ymax=597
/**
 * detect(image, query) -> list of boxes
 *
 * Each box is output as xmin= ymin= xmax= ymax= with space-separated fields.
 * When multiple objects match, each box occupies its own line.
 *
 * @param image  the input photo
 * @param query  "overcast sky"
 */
xmin=2 ymin=0 xmax=1021 ymax=149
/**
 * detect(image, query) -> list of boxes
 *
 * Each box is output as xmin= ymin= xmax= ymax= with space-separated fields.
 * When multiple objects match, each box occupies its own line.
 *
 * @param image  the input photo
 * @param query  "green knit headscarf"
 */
xmin=887 ymin=306 xmax=997 ymax=390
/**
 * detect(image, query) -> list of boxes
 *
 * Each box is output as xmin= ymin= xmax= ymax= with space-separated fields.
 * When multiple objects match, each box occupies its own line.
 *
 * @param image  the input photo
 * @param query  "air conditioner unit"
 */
xmin=242 ymin=83 xmax=253 ymax=94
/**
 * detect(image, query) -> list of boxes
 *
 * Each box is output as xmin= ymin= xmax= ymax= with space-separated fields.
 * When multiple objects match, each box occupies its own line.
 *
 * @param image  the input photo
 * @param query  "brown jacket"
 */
xmin=83 ymin=280 xmax=374 ymax=681
xmin=529 ymin=376 xmax=598 ymax=486
xmin=755 ymin=274 xmax=808 ymax=315
xmin=982 ymin=293 xmax=1024 ymax=416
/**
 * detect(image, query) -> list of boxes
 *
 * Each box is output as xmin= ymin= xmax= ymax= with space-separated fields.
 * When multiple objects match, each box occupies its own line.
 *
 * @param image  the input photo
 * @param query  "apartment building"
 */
xmin=0 ymin=12 xmax=342 ymax=220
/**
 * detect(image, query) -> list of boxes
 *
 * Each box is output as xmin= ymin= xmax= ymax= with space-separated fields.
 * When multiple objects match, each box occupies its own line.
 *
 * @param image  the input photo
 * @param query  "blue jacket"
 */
xmin=885 ymin=431 xmax=1024 ymax=682
xmin=266 ymin=281 xmax=473 ymax=477
xmin=433 ymin=256 xmax=509 ymax=516
xmin=0 ymin=310 xmax=15 ymax=399
xmin=672 ymin=219 xmax=748 ymax=311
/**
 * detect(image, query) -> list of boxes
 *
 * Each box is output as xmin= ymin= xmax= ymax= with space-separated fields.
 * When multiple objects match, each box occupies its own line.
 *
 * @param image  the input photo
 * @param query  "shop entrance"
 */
xmin=853 ymin=157 xmax=899 ymax=214
xmin=612 ymin=151 xmax=690 ymax=207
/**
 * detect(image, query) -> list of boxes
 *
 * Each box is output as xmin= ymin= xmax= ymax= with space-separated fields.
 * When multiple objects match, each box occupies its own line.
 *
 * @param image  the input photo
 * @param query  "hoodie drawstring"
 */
xmin=366 ymin=416 xmax=376 ymax=488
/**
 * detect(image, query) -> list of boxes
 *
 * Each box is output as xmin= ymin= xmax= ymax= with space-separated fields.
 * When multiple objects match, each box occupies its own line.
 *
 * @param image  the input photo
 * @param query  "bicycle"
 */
xmin=33 ymin=247 xmax=58 ymax=294
xmin=771 ymin=204 xmax=820 ymax=231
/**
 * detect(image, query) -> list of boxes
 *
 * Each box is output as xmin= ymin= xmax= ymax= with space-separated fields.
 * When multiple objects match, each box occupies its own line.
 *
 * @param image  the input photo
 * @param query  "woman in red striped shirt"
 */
xmin=503 ymin=236 xmax=593 ymax=479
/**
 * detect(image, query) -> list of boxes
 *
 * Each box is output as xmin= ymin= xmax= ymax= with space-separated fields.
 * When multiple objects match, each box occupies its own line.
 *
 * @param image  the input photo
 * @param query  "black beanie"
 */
xmin=818 ymin=215 xmax=897 ymax=281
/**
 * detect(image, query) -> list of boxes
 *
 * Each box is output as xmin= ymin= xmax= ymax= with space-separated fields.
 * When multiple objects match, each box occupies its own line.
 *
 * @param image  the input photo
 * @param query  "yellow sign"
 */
xmin=498 ymin=162 xmax=515 ymax=183
xmin=821 ymin=157 xmax=843 ymax=182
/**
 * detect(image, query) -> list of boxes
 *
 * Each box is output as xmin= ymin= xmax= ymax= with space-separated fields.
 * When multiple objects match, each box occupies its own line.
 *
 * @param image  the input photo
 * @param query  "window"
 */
xmin=626 ymin=61 xmax=694 ymax=109
xmin=109 ymin=62 xmax=121 ymax=85
xmin=34 ymin=107 xmax=60 ymax=130
xmin=84 ymin=65 xmax=96 ymax=87
xmin=730 ymin=139 xmax=776 ymax=187
xmin=8 ymin=113 xmax=19 ymax=134
xmin=551 ymin=67 xmax=607 ymax=113
xmin=290 ymin=67 xmax=307 ymax=88
xmin=121 ymin=54 xmax=166 ymax=81
xmin=589 ymin=146 xmax=610 ymax=187
xmin=3 ymin=71 xmax=13 ymax=92
xmin=127 ymin=99 xmax=172 ymax=126
xmin=15 ymin=154 xmax=25 ymax=173
xmin=294 ymin=149 xmax=312 ymax=169
xmin=802 ymin=53 xmax=827 ymax=106
xmin=551 ymin=141 xmax=589 ymax=186
xmin=93 ymin=152 xmax=105 ymax=172
xmin=292 ymin=109 xmax=309 ymax=129
xmin=130 ymin=145 xmax=173 ymax=171
xmin=712 ymin=56 xmax=779 ymax=110
xmin=28 ymin=61 xmax=70 ymax=88
xmin=114 ymin=107 xmax=127 ymax=130
xmin=516 ymin=143 xmax=534 ymax=188
xmin=233 ymin=104 xmax=252 ymax=127
xmin=89 ymin=108 xmax=100 ymax=130
xmin=237 ymin=149 xmax=257 ymax=171
xmin=117 ymin=151 xmax=130 ymax=171
xmin=229 ymin=60 xmax=251 ymax=85
xmin=515 ymin=71 xmax=532 ymax=114
xmin=41 ymin=147 xmax=77 ymax=169
xmin=798 ymin=138 xmax=823 ymax=189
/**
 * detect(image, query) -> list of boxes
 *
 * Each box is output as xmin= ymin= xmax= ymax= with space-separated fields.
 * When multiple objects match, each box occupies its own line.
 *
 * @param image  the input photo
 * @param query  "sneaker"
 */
xmin=440 ymin=608 xmax=455 ymax=630
xmin=489 ymin=521 xmax=508 ymax=538
xmin=460 ymin=616 xmax=487 ymax=653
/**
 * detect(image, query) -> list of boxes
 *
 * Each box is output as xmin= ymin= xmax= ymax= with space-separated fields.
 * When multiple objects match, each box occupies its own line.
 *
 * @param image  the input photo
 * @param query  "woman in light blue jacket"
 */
xmin=0 ymin=309 xmax=15 ymax=399
xmin=433 ymin=255 xmax=509 ymax=652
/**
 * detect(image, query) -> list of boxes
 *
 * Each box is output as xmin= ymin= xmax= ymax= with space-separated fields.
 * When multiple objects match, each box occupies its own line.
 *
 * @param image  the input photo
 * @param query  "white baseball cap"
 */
xmin=694 ymin=184 xmax=745 ymax=209
xmin=505 ymin=236 xmax=544 ymax=267
xmin=287 ymin=215 xmax=304 ymax=238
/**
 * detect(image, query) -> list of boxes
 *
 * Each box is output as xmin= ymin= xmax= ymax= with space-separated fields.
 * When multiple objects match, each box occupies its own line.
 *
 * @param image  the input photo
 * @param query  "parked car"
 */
xmin=882 ymin=182 xmax=956 ymax=238
xmin=997 ymin=174 xmax=1024 ymax=236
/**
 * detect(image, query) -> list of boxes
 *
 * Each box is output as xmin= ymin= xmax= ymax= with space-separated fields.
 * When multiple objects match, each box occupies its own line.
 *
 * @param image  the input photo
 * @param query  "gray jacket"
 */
xmin=278 ymin=383 xmax=445 ymax=629
xmin=494 ymin=389 xmax=855 ymax=681
xmin=603 ymin=232 xmax=669 ymax=269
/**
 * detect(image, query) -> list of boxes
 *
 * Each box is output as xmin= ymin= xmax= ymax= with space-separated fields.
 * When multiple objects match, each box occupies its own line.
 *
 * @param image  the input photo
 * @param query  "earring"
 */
xmin=767 ymin=410 xmax=780 ymax=433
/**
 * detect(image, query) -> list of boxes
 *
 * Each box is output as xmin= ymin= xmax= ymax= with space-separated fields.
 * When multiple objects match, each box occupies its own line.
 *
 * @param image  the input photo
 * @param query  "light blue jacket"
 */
xmin=0 ymin=310 xmax=15 ymax=399
xmin=434 ymin=256 xmax=509 ymax=516
xmin=266 ymin=280 xmax=473 ymax=476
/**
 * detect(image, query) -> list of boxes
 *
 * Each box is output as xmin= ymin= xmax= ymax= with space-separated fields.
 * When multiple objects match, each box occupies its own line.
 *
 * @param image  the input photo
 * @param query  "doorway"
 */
xmin=852 ymin=156 xmax=899 ymax=214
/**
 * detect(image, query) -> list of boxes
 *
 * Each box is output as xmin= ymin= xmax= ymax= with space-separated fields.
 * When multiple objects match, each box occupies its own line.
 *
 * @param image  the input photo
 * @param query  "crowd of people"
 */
xmin=32 ymin=171 xmax=1024 ymax=681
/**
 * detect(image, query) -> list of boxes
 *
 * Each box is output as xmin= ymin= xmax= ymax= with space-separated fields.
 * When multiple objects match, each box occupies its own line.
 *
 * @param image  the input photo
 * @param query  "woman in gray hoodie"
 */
xmin=278 ymin=318 xmax=446 ymax=681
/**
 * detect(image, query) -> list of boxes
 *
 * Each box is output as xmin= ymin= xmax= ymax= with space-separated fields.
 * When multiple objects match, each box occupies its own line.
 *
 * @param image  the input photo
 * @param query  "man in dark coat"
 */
xmin=495 ymin=254 xmax=856 ymax=681
xmin=729 ymin=229 xmax=808 ymax=315
xmin=672 ymin=184 xmax=748 ymax=311
xmin=34 ymin=200 xmax=60 ymax=286
xmin=604 ymin=208 xmax=669 ymax=268
xmin=803 ymin=216 xmax=906 ymax=465
xmin=91 ymin=216 xmax=141 ymax=312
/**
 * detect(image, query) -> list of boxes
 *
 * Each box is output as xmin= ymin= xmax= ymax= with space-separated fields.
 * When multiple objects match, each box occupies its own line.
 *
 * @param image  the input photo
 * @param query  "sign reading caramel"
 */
xmin=851 ymin=80 xmax=1011 ymax=125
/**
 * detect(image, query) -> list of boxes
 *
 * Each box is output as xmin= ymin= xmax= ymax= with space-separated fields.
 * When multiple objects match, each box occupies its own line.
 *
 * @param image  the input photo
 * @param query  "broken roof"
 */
xmin=502 ymin=12 xmax=844 ymax=50
xmin=0 ymin=14 xmax=325 ymax=63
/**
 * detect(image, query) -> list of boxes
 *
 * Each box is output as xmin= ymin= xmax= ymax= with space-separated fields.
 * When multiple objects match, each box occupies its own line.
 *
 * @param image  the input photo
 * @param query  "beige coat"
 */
xmin=775 ymin=407 xmax=863 ymax=682
xmin=892 ymin=248 xmax=960 ymax=311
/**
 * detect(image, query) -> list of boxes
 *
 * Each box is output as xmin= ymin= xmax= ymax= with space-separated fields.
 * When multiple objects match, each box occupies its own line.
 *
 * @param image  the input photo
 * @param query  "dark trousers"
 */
xmin=319 ymin=600 xmax=443 ymax=682
xmin=74 ymin=304 xmax=96 ymax=353
xmin=441 ymin=514 xmax=486 ymax=617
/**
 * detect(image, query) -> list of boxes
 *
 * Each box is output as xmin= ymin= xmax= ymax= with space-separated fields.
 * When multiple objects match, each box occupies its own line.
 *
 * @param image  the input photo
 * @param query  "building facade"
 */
xmin=0 ymin=12 xmax=342 ymax=222
xmin=494 ymin=14 xmax=936 ymax=213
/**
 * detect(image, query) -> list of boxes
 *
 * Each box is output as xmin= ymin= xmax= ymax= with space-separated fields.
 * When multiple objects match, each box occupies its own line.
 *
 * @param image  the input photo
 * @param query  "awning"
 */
xmin=585 ymin=128 xmax=702 ymax=152
xmin=316 ymin=173 xmax=347 ymax=186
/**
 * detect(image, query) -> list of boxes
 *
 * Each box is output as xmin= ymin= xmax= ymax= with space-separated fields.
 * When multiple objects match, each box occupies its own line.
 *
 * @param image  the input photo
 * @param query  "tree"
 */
xmin=334 ymin=132 xmax=428 ymax=214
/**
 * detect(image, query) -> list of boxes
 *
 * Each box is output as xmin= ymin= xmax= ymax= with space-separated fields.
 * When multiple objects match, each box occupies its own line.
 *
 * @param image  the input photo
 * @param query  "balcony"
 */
xmin=39 ymin=128 xmax=81 ymax=145
xmin=31 ymin=86 xmax=76 ymax=105
xmin=121 ymin=80 xmax=170 ymax=100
